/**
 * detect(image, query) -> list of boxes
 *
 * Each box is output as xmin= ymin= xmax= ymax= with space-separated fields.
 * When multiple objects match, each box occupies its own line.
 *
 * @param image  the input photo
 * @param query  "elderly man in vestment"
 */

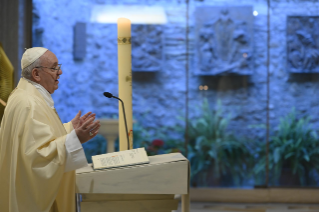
xmin=0 ymin=47 xmax=101 ymax=212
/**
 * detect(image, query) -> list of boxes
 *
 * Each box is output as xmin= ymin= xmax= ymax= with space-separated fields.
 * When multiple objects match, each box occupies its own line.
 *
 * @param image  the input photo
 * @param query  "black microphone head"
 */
xmin=103 ymin=92 xmax=113 ymax=98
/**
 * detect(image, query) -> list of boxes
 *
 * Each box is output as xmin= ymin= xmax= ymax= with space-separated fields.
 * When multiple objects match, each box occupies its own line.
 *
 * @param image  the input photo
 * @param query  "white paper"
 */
xmin=92 ymin=148 xmax=149 ymax=170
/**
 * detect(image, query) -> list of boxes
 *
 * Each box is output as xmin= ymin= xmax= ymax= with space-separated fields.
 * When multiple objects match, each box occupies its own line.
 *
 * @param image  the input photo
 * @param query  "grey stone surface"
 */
xmin=31 ymin=0 xmax=319 ymax=186
xmin=268 ymin=0 xmax=319 ymax=134
xmin=132 ymin=24 xmax=163 ymax=72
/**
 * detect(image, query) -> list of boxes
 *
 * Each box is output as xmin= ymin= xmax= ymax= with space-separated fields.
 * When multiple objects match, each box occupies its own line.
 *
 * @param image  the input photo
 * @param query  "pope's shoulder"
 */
xmin=7 ymin=88 xmax=38 ymax=109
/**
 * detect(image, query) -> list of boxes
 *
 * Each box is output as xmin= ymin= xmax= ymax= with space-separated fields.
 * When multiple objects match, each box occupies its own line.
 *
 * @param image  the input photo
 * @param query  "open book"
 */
xmin=92 ymin=147 xmax=150 ymax=170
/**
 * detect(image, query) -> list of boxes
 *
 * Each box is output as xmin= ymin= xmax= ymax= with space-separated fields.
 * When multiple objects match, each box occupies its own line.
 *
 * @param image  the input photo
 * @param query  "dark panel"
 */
xmin=0 ymin=0 xmax=19 ymax=84
xmin=0 ymin=0 xmax=32 ymax=85
xmin=73 ymin=22 xmax=87 ymax=60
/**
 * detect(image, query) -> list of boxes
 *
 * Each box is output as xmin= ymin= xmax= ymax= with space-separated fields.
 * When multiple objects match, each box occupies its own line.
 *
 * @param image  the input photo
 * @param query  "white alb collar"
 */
xmin=23 ymin=77 xmax=55 ymax=109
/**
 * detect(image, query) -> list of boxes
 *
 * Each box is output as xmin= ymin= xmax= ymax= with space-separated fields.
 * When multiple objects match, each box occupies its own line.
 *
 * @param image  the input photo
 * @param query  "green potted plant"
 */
xmin=188 ymin=98 xmax=251 ymax=187
xmin=254 ymin=108 xmax=319 ymax=186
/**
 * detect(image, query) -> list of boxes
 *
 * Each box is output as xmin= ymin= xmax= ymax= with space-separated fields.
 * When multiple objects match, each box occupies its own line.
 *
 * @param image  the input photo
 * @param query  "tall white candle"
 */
xmin=117 ymin=18 xmax=133 ymax=151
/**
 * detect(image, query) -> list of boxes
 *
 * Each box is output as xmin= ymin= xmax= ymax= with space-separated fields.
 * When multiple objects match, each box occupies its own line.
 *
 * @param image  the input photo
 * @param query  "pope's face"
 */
xmin=37 ymin=51 xmax=62 ymax=94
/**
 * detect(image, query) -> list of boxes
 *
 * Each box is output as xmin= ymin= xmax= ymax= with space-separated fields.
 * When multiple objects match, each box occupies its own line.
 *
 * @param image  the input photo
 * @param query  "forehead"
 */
xmin=42 ymin=51 xmax=58 ymax=65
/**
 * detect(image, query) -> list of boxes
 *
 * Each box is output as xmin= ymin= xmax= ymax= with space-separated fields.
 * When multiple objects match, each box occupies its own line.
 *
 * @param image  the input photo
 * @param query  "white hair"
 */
xmin=21 ymin=57 xmax=42 ymax=80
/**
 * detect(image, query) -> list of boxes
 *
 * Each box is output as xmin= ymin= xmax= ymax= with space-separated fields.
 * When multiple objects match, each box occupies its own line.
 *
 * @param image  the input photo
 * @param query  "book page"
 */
xmin=92 ymin=148 xmax=149 ymax=169
xmin=76 ymin=153 xmax=187 ymax=174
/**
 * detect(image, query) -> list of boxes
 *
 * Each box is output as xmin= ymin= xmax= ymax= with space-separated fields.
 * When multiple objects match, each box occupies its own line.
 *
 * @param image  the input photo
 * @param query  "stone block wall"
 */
xmin=32 ymin=0 xmax=319 ymax=146
xmin=268 ymin=1 xmax=319 ymax=132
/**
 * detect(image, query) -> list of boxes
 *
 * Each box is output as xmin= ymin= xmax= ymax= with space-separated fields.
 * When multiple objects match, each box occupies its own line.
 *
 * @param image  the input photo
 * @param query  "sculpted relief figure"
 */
xmin=132 ymin=25 xmax=162 ymax=72
xmin=287 ymin=17 xmax=319 ymax=73
xmin=197 ymin=8 xmax=252 ymax=75
xmin=214 ymin=9 xmax=235 ymax=62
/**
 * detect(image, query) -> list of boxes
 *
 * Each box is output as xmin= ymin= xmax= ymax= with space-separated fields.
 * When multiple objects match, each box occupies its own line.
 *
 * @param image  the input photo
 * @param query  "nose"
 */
xmin=58 ymin=68 xmax=62 ymax=75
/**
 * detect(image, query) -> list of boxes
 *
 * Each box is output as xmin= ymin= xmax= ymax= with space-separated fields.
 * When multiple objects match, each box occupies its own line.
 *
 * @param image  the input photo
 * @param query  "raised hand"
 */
xmin=75 ymin=116 xmax=101 ymax=144
xmin=71 ymin=111 xmax=95 ymax=129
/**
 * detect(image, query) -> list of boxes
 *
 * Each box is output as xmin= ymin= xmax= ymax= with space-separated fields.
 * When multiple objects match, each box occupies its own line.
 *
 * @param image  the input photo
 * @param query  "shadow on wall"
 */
xmin=287 ymin=73 xmax=319 ymax=83
xmin=198 ymin=75 xmax=253 ymax=91
xmin=133 ymin=72 xmax=158 ymax=83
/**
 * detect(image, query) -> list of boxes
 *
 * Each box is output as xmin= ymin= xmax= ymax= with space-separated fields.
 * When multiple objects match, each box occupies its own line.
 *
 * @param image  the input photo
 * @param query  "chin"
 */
xmin=50 ymin=87 xmax=58 ymax=94
xmin=52 ymin=85 xmax=59 ymax=93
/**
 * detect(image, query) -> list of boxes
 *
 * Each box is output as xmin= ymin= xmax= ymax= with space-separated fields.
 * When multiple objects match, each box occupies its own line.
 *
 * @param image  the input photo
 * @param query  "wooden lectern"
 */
xmin=76 ymin=153 xmax=190 ymax=212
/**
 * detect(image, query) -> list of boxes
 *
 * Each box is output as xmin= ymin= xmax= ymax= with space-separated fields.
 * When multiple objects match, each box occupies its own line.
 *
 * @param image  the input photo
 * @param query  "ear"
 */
xmin=31 ymin=68 xmax=41 ymax=82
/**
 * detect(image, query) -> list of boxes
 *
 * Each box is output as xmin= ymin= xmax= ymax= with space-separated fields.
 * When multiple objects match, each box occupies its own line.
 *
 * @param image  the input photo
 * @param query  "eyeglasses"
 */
xmin=36 ymin=64 xmax=62 ymax=73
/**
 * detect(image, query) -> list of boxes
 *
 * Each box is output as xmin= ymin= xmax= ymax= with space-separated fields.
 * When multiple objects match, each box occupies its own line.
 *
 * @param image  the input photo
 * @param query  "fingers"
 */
xmin=89 ymin=131 xmax=99 ymax=138
xmin=91 ymin=128 xmax=99 ymax=135
xmin=91 ymin=123 xmax=100 ymax=133
xmin=75 ymin=110 xmax=81 ymax=119
xmin=80 ymin=113 xmax=95 ymax=126
xmin=87 ymin=121 xmax=100 ymax=132
xmin=89 ymin=114 xmax=96 ymax=122
xmin=81 ymin=112 xmax=92 ymax=121
xmin=82 ymin=117 xmax=95 ymax=129
xmin=75 ymin=120 xmax=100 ymax=143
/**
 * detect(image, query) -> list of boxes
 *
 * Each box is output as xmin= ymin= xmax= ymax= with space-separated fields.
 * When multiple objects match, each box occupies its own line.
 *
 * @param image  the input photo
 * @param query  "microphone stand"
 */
xmin=112 ymin=96 xmax=130 ymax=150
xmin=103 ymin=92 xmax=130 ymax=150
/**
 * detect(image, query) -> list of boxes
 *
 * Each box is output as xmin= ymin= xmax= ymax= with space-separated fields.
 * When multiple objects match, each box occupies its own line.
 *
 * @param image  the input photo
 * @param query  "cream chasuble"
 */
xmin=0 ymin=78 xmax=76 ymax=212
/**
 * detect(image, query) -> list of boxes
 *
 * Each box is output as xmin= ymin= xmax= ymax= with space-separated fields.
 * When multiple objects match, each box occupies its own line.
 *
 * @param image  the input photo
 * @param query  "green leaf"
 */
xmin=284 ymin=152 xmax=294 ymax=160
xmin=274 ymin=147 xmax=281 ymax=163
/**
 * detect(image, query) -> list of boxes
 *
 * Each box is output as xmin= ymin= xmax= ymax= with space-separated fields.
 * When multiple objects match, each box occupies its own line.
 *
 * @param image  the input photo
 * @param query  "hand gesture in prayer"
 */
xmin=75 ymin=116 xmax=101 ymax=144
xmin=72 ymin=111 xmax=101 ymax=144
xmin=71 ymin=111 xmax=95 ymax=129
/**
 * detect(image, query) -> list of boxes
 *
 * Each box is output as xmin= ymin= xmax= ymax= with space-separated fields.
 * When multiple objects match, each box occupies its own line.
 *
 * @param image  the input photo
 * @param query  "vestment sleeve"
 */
xmin=63 ymin=121 xmax=74 ymax=134
xmin=64 ymin=130 xmax=88 ymax=172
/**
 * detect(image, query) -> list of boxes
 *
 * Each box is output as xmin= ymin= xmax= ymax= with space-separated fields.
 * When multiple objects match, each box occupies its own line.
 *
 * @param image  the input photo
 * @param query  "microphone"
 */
xmin=103 ymin=92 xmax=130 ymax=150
xmin=103 ymin=92 xmax=113 ymax=98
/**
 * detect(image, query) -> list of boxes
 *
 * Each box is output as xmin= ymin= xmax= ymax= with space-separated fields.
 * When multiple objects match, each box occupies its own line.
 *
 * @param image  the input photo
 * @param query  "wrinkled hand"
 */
xmin=71 ymin=111 xmax=95 ymax=130
xmin=75 ymin=116 xmax=101 ymax=144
